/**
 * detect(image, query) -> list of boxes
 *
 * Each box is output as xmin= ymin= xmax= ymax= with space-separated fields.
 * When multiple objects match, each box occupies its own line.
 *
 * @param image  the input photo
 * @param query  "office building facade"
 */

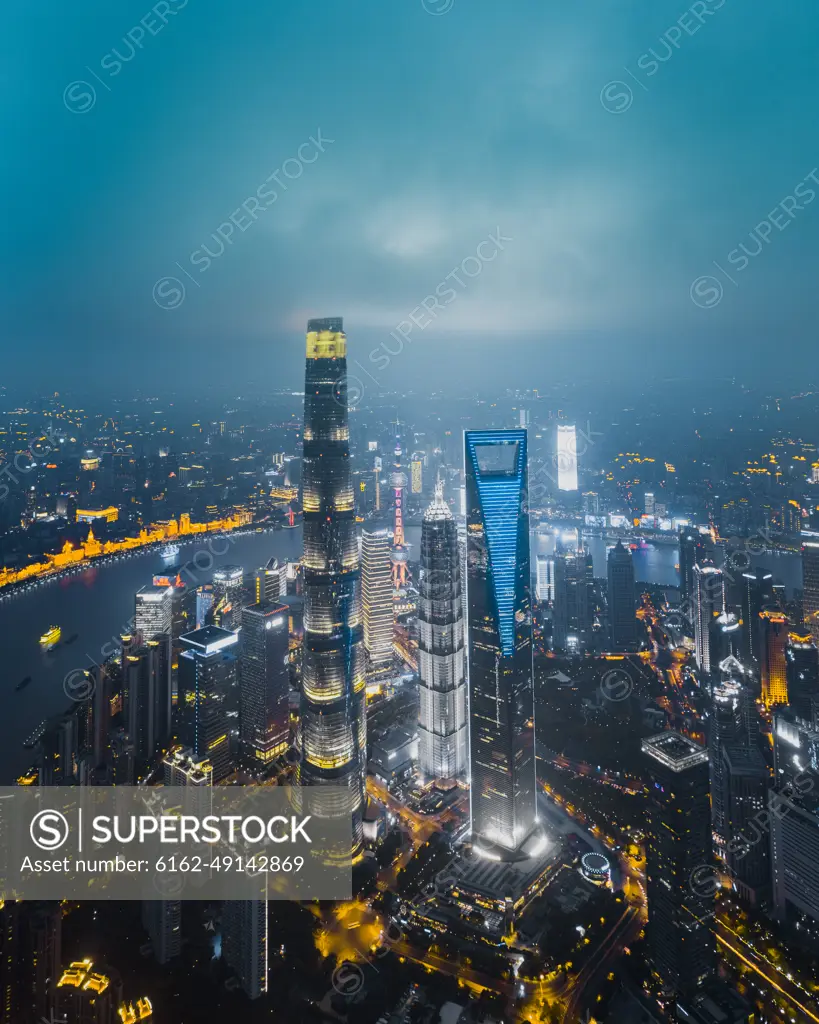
xmin=693 ymin=564 xmax=724 ymax=675
xmin=178 ymin=626 xmax=239 ymax=782
xmin=556 ymin=424 xmax=578 ymax=491
xmin=642 ymin=732 xmax=715 ymax=996
xmin=240 ymin=602 xmax=290 ymax=763
xmin=361 ymin=521 xmax=394 ymax=683
xmin=607 ymin=540 xmax=637 ymax=651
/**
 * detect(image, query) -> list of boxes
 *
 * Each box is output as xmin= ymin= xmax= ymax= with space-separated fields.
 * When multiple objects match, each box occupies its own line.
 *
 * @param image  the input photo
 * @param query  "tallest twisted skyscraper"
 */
xmin=298 ymin=318 xmax=366 ymax=861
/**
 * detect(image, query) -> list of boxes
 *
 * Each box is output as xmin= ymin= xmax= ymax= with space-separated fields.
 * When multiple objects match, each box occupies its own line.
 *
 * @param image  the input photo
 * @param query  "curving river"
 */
xmin=0 ymin=528 xmax=303 ymax=783
xmin=0 ymin=525 xmax=800 ymax=783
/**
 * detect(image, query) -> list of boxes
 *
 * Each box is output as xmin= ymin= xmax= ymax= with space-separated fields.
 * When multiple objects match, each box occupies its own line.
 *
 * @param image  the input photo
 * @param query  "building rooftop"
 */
xmin=136 ymin=584 xmax=173 ymax=601
xmin=179 ymin=625 xmax=238 ymax=655
xmin=642 ymin=731 xmax=708 ymax=772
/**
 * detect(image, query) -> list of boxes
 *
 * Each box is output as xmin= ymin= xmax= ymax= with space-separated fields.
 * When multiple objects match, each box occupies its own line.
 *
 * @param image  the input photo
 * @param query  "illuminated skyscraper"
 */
xmin=679 ymin=527 xmax=713 ymax=614
xmin=556 ymin=424 xmax=578 ymax=491
xmin=465 ymin=429 xmax=537 ymax=857
xmin=298 ymin=318 xmax=366 ymax=861
xmin=553 ymin=549 xmax=593 ymax=653
xmin=178 ymin=625 xmax=239 ymax=782
xmin=802 ymin=534 xmax=819 ymax=646
xmin=390 ymin=433 xmax=409 ymax=589
xmin=361 ymin=522 xmax=394 ymax=683
xmin=693 ymin=564 xmax=724 ymax=674
xmin=123 ymin=637 xmax=172 ymax=771
xmin=642 ymin=732 xmax=715 ymax=997
xmin=607 ymin=540 xmax=637 ymax=651
xmin=212 ymin=565 xmax=244 ymax=631
xmin=759 ymin=609 xmax=789 ymax=707
xmin=738 ymin=567 xmax=772 ymax=668
xmin=143 ymin=748 xmax=212 ymax=966
xmin=222 ymin=899 xmax=268 ymax=1000
xmin=786 ymin=631 xmax=819 ymax=723
xmin=771 ymin=711 xmax=819 ymax=926
xmin=708 ymin=678 xmax=752 ymax=851
xmin=411 ymin=459 xmax=423 ymax=494
xmin=134 ymin=584 xmax=174 ymax=641
xmin=253 ymin=558 xmax=285 ymax=605
xmin=418 ymin=481 xmax=467 ymax=784
xmin=0 ymin=900 xmax=62 ymax=1024
xmin=535 ymin=554 xmax=555 ymax=603
xmin=240 ymin=602 xmax=290 ymax=763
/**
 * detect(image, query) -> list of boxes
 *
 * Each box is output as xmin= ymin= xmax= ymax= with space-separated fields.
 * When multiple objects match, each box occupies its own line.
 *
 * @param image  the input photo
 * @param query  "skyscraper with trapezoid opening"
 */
xmin=464 ymin=429 xmax=537 ymax=859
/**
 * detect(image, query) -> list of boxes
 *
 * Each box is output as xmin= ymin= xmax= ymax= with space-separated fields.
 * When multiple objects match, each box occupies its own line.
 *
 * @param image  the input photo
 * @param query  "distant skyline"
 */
xmin=4 ymin=0 xmax=819 ymax=388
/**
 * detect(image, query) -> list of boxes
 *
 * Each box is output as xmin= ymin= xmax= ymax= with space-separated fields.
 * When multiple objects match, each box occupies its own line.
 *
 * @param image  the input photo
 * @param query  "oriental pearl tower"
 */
xmin=390 ymin=432 xmax=409 ymax=590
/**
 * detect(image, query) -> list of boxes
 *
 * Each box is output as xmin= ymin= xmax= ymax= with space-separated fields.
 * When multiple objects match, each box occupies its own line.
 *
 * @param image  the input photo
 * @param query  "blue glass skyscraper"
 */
xmin=464 ymin=429 xmax=537 ymax=858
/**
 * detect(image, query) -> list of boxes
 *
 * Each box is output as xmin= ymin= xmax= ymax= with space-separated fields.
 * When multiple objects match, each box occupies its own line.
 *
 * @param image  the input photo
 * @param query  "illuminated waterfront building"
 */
xmin=607 ymin=540 xmax=637 ymax=651
xmin=211 ymin=565 xmax=244 ymax=631
xmin=240 ymin=602 xmax=290 ymax=762
xmin=759 ymin=609 xmax=789 ymax=707
xmin=417 ymin=481 xmax=467 ymax=784
xmin=178 ymin=625 xmax=239 ymax=782
xmin=76 ymin=505 xmax=118 ymax=524
xmin=556 ymin=424 xmax=578 ymax=491
xmin=361 ymin=521 xmax=394 ymax=683
xmin=642 ymin=732 xmax=715 ymax=997
xmin=693 ymin=564 xmax=724 ymax=675
xmin=222 ymin=899 xmax=268 ymax=1000
xmin=297 ymin=317 xmax=366 ymax=861
xmin=801 ymin=533 xmax=819 ymax=648
xmin=134 ymin=584 xmax=173 ymax=641
xmin=465 ymin=429 xmax=537 ymax=857
xmin=786 ymin=631 xmax=819 ymax=723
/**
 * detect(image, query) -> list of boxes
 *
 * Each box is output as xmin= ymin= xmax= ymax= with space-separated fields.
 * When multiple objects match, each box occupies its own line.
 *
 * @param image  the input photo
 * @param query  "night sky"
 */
xmin=4 ymin=0 xmax=819 ymax=391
